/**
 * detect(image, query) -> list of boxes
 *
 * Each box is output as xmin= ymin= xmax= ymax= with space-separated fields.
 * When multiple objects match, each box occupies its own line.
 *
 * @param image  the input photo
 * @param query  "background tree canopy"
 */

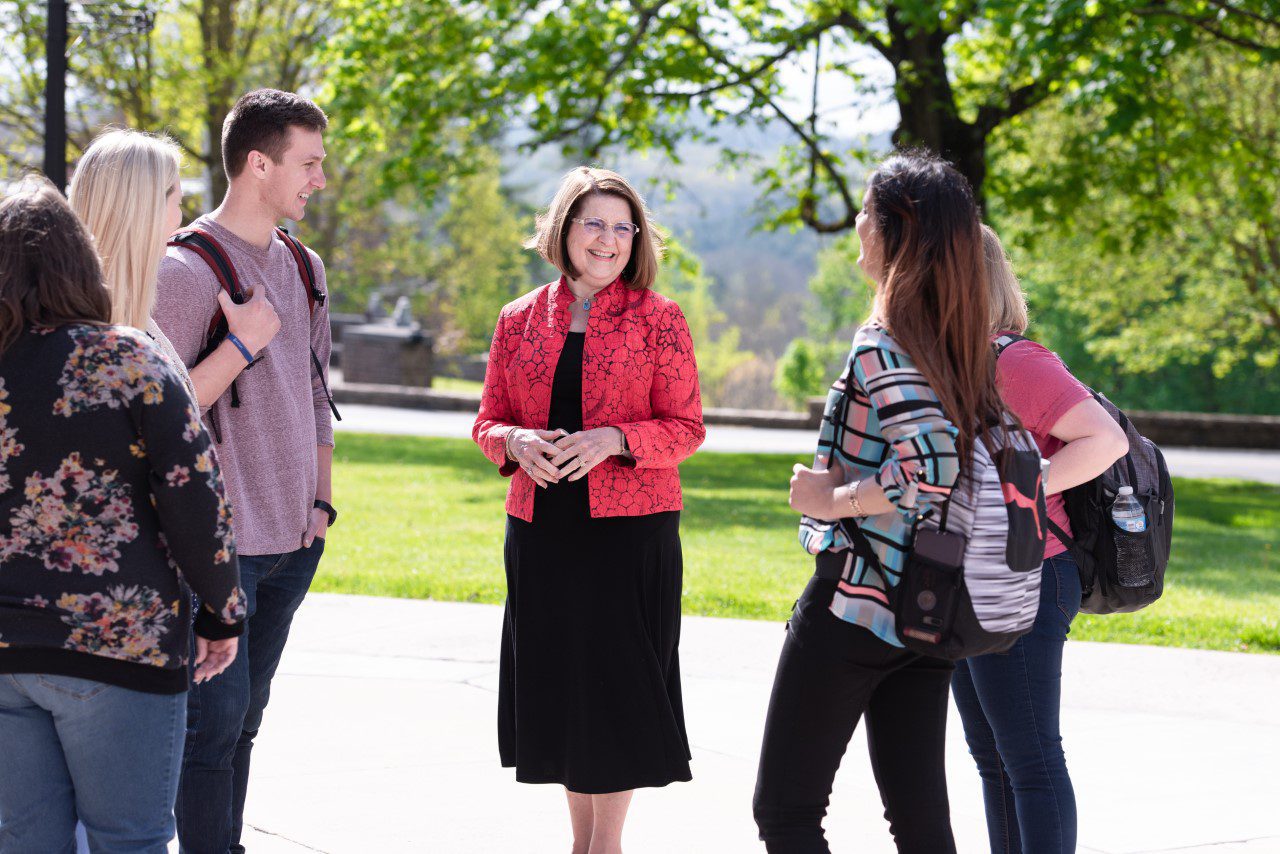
xmin=2 ymin=0 xmax=1277 ymax=411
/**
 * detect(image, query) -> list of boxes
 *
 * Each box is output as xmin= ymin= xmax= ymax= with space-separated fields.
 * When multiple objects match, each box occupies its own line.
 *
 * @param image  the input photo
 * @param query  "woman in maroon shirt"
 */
xmin=473 ymin=167 xmax=704 ymax=852
xmin=950 ymin=225 xmax=1128 ymax=853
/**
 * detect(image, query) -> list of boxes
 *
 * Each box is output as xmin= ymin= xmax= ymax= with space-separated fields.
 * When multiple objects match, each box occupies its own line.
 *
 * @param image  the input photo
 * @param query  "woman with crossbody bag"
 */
xmin=752 ymin=151 xmax=1013 ymax=853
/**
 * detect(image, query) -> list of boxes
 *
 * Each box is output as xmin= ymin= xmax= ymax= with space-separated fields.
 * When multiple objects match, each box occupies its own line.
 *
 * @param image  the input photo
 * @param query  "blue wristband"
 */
xmin=225 ymin=332 xmax=254 ymax=364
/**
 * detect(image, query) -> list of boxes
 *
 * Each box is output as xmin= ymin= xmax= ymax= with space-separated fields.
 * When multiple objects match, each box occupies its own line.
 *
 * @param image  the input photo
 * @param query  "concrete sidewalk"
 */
xmin=219 ymin=594 xmax=1279 ymax=853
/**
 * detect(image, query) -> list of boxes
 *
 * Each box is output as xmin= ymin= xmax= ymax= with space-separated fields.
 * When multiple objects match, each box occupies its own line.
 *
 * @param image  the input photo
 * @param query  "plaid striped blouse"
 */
xmin=798 ymin=324 xmax=961 ymax=646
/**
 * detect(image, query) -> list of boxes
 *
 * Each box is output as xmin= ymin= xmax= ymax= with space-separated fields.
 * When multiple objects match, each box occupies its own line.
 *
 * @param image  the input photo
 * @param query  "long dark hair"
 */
xmin=866 ymin=150 xmax=1006 ymax=472
xmin=0 ymin=178 xmax=110 ymax=355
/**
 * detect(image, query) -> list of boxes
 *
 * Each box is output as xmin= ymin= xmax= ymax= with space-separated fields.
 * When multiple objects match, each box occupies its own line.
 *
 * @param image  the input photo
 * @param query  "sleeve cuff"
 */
xmin=193 ymin=607 xmax=245 ymax=640
xmin=616 ymin=423 xmax=643 ymax=467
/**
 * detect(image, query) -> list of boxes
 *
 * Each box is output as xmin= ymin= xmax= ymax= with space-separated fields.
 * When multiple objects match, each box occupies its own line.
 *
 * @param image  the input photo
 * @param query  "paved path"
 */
xmin=335 ymin=403 xmax=1280 ymax=484
xmin=207 ymin=594 xmax=1280 ymax=854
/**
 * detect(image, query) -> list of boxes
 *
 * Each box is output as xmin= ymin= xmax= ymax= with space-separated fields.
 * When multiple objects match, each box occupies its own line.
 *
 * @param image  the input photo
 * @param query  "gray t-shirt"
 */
xmin=154 ymin=215 xmax=334 ymax=556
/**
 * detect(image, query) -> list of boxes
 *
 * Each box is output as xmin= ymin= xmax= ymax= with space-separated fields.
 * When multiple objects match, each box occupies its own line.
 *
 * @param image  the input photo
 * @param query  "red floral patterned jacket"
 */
xmin=473 ymin=277 xmax=705 ymax=521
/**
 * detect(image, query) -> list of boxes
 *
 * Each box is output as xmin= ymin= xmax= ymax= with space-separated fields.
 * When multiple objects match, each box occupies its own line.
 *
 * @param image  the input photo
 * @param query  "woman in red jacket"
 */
xmin=473 ymin=166 xmax=705 ymax=853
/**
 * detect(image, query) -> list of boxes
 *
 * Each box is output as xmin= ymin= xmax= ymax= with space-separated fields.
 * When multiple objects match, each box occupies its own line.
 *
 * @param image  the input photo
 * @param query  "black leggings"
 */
xmin=753 ymin=576 xmax=957 ymax=853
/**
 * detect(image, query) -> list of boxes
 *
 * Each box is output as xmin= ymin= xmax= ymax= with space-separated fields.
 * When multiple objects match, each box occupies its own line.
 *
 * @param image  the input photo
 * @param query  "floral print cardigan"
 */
xmin=0 ymin=324 xmax=245 ymax=694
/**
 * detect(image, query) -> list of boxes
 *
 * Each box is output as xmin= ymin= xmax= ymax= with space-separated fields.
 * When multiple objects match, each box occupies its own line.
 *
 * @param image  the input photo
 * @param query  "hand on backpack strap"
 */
xmin=218 ymin=286 xmax=280 ymax=356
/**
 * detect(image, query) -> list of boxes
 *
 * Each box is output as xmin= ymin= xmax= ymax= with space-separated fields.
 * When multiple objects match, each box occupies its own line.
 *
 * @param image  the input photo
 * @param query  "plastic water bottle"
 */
xmin=1110 ymin=486 xmax=1147 ymax=533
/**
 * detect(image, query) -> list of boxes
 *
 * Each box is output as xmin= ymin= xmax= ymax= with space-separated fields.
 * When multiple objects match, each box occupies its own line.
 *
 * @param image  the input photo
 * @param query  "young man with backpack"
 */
xmin=153 ymin=88 xmax=336 ymax=854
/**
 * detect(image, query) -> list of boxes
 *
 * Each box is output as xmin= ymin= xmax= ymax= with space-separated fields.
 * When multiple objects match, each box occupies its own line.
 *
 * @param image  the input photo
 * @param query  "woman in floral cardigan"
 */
xmin=0 ymin=180 xmax=245 ymax=852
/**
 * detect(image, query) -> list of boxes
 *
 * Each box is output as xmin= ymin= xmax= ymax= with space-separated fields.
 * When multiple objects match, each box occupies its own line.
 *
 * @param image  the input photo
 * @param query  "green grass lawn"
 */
xmin=319 ymin=433 xmax=1280 ymax=654
xmin=430 ymin=377 xmax=484 ymax=393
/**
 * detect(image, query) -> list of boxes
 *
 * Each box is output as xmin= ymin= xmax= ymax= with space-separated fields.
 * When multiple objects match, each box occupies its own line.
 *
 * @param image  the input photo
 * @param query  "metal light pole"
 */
xmin=43 ymin=0 xmax=67 ymax=192
xmin=42 ymin=2 xmax=155 ymax=193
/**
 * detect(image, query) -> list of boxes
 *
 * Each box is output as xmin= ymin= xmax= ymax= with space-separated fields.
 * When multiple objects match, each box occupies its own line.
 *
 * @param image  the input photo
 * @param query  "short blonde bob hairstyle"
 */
xmin=525 ymin=166 xmax=665 ymax=291
xmin=69 ymin=128 xmax=181 ymax=331
xmin=982 ymin=223 xmax=1029 ymax=335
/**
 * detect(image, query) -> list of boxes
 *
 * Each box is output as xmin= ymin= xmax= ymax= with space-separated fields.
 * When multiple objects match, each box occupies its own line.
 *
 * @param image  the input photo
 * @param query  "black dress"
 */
xmin=499 ymin=331 xmax=692 ymax=793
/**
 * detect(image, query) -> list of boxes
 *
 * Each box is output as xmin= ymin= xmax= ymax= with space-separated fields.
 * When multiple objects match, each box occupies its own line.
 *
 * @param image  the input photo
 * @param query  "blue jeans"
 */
xmin=0 ymin=673 xmax=185 ymax=853
xmin=175 ymin=538 xmax=322 ymax=854
xmin=951 ymin=554 xmax=1082 ymax=854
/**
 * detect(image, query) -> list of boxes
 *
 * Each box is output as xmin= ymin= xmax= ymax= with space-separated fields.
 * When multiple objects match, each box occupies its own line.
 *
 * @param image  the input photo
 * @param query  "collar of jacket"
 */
xmin=548 ymin=275 xmax=634 ymax=318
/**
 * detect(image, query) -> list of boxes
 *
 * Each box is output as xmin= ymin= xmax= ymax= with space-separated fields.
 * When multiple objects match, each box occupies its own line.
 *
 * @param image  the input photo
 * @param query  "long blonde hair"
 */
xmin=69 ymin=129 xmax=181 ymax=330
xmin=982 ymin=224 xmax=1029 ymax=335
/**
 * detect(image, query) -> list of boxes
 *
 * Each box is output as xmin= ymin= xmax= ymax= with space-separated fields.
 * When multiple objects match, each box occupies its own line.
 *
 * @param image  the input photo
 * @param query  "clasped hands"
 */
xmin=507 ymin=426 xmax=627 ymax=488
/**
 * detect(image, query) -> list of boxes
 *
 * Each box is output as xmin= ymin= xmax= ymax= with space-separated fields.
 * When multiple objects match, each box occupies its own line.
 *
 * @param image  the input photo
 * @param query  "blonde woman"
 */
xmin=67 ymin=129 xmax=198 ymax=401
xmin=949 ymin=225 xmax=1127 ymax=853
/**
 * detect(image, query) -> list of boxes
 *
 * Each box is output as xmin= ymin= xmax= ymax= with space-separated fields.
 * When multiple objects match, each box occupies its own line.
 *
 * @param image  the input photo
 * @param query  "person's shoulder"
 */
xmin=159 ymin=238 xmax=219 ymax=293
xmin=639 ymin=287 xmax=680 ymax=315
xmin=995 ymin=333 xmax=1067 ymax=371
xmin=499 ymin=282 xmax=553 ymax=319
xmin=852 ymin=322 xmax=900 ymax=355
xmin=63 ymin=323 xmax=174 ymax=376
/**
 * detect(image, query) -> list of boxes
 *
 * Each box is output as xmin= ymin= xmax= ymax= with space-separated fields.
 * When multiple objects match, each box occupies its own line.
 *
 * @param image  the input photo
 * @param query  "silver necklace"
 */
xmin=581 ymin=297 xmax=593 ymax=312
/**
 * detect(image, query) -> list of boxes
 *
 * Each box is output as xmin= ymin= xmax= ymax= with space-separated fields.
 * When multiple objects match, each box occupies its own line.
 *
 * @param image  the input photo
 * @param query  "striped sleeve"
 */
xmin=850 ymin=334 xmax=961 ymax=521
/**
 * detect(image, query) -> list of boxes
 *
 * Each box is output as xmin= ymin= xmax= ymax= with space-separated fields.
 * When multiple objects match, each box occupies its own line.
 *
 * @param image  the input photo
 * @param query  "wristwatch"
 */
xmin=314 ymin=499 xmax=337 ymax=527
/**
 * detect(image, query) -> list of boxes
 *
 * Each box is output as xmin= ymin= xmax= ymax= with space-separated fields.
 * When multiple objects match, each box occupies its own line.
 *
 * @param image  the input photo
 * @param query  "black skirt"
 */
xmin=498 ymin=332 xmax=692 ymax=793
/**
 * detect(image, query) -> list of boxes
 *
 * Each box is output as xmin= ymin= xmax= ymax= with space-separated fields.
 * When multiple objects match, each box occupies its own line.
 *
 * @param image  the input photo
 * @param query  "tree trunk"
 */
xmin=201 ymin=0 xmax=237 ymax=206
xmin=885 ymin=10 xmax=988 ymax=208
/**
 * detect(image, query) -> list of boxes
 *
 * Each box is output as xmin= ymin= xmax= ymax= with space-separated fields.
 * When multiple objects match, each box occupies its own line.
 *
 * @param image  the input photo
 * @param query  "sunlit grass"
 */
xmin=318 ymin=433 xmax=1280 ymax=653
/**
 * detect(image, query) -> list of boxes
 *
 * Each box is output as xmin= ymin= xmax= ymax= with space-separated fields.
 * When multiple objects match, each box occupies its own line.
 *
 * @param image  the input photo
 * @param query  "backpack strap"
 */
xmin=167 ymin=229 xmax=256 ymax=437
xmin=273 ymin=227 xmax=342 ymax=423
xmin=992 ymin=332 xmax=1029 ymax=358
xmin=168 ymin=229 xmax=247 ymax=346
xmin=275 ymin=227 xmax=326 ymax=314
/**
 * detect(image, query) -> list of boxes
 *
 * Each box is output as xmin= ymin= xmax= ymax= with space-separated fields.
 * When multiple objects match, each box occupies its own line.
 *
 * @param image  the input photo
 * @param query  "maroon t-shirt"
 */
xmin=995 ymin=336 xmax=1093 ymax=557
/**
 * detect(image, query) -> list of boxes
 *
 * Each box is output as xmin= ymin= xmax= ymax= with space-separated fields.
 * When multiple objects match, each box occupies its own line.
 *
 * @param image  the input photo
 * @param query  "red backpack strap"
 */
xmin=274 ymin=227 xmax=341 ymax=423
xmin=168 ymin=228 xmax=245 ymax=341
xmin=275 ymin=227 xmax=325 ymax=316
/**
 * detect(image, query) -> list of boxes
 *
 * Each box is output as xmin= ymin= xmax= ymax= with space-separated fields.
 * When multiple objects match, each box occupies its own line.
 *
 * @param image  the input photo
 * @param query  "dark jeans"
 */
xmin=175 ymin=539 xmax=323 ymax=854
xmin=753 ymin=576 xmax=957 ymax=854
xmin=951 ymin=554 xmax=1082 ymax=854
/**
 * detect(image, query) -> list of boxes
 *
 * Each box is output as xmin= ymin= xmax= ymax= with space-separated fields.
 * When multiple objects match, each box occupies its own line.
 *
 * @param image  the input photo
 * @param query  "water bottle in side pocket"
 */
xmin=1110 ymin=486 xmax=1147 ymax=533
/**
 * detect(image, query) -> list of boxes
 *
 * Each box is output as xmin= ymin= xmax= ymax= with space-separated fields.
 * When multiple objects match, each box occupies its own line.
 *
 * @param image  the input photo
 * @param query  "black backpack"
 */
xmin=167 ymin=226 xmax=341 ymax=442
xmin=994 ymin=334 xmax=1173 ymax=614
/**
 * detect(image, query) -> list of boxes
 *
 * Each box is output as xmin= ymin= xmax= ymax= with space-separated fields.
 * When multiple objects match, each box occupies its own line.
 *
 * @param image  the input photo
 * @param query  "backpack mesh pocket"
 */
xmin=1112 ymin=528 xmax=1155 ymax=588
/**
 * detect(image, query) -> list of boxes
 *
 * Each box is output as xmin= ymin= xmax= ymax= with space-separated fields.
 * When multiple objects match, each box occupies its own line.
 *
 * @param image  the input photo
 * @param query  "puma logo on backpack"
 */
xmin=881 ymin=420 xmax=1049 ymax=659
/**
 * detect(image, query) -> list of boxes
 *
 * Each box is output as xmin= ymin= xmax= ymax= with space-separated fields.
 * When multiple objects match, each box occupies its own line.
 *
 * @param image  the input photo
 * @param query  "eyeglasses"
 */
xmin=571 ymin=217 xmax=640 ymax=239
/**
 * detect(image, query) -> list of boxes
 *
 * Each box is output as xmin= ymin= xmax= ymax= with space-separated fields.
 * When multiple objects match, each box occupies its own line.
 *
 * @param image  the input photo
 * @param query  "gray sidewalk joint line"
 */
xmin=1128 ymin=837 xmax=1280 ymax=853
xmin=244 ymin=824 xmax=332 ymax=853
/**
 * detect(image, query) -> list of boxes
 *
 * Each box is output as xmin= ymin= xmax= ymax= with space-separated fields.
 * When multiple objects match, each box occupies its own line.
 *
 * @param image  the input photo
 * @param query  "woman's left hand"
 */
xmin=789 ymin=463 xmax=846 ymax=520
xmin=550 ymin=427 xmax=627 ymax=482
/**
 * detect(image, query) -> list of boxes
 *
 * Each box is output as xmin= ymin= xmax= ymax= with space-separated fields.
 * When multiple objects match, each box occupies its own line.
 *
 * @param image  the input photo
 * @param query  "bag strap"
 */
xmin=992 ymin=332 xmax=1029 ymax=358
xmin=274 ymin=226 xmax=326 ymax=315
xmin=167 ymin=227 xmax=341 ymax=423
xmin=273 ymin=227 xmax=342 ymax=423
xmin=168 ymin=229 xmax=245 ymax=344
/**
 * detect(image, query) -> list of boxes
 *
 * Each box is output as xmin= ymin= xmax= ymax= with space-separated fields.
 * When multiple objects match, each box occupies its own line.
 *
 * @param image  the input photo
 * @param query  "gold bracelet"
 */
xmin=846 ymin=481 xmax=864 ymax=517
xmin=504 ymin=430 xmax=518 ymax=461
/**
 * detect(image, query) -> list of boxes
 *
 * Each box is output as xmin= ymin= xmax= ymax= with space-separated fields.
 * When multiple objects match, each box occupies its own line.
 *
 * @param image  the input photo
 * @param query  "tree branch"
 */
xmin=974 ymin=78 xmax=1054 ymax=135
xmin=529 ymin=0 xmax=670 ymax=148
xmin=689 ymin=29 xmax=859 ymax=231
xmin=1135 ymin=5 xmax=1279 ymax=52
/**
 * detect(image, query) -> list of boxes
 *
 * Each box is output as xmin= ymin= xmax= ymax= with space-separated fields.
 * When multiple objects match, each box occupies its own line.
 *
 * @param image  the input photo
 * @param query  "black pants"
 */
xmin=753 ymin=576 xmax=957 ymax=853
